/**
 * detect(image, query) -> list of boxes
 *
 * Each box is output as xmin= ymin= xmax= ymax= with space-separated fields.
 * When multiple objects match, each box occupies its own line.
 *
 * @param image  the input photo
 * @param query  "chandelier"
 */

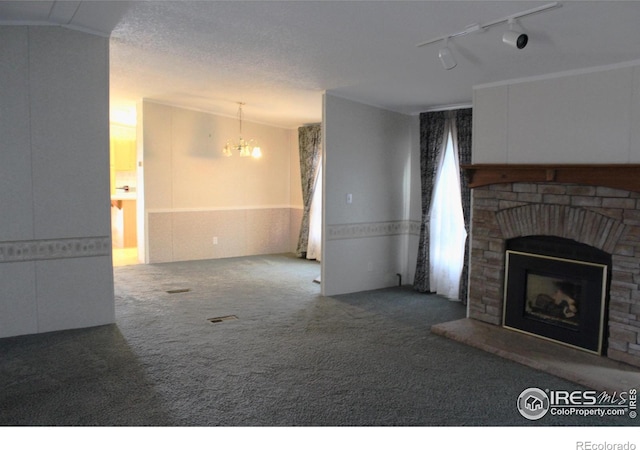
xmin=223 ymin=102 xmax=262 ymax=158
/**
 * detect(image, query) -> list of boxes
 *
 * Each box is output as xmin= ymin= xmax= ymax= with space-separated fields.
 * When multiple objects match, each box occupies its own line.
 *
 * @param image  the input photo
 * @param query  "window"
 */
xmin=429 ymin=130 xmax=467 ymax=299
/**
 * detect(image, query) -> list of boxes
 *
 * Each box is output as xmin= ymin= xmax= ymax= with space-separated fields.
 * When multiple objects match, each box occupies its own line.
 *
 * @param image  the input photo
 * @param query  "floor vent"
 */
xmin=207 ymin=315 xmax=238 ymax=323
xmin=166 ymin=288 xmax=190 ymax=294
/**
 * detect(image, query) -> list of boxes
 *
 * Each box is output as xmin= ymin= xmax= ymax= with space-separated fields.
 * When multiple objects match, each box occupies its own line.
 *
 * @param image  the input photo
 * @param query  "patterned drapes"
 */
xmin=413 ymin=111 xmax=447 ymax=293
xmin=296 ymin=124 xmax=322 ymax=258
xmin=413 ymin=109 xmax=472 ymax=298
xmin=455 ymin=108 xmax=473 ymax=304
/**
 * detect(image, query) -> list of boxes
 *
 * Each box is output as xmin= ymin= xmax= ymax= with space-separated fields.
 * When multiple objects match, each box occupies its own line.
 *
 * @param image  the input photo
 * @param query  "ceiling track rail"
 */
xmin=416 ymin=2 xmax=562 ymax=48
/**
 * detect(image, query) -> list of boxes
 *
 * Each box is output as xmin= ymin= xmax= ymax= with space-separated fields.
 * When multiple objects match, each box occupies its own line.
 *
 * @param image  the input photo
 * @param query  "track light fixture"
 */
xmin=416 ymin=2 xmax=561 ymax=68
xmin=502 ymin=18 xmax=528 ymax=49
xmin=438 ymin=38 xmax=457 ymax=70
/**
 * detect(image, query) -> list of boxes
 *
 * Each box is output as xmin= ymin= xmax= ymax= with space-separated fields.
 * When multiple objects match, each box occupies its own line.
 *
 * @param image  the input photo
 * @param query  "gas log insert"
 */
xmin=503 ymin=236 xmax=611 ymax=354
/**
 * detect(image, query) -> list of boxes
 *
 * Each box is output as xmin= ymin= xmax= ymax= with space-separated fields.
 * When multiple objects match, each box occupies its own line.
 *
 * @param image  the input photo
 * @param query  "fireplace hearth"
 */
xmin=503 ymin=236 xmax=610 ymax=354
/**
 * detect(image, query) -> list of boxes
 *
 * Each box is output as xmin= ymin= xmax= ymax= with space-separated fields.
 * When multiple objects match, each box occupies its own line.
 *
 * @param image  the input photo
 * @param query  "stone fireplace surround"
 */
xmin=463 ymin=165 xmax=640 ymax=370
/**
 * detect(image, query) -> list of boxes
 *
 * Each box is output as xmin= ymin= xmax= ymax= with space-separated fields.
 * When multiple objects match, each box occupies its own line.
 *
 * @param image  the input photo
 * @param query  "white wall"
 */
xmin=322 ymin=94 xmax=418 ymax=296
xmin=0 ymin=26 xmax=114 ymax=338
xmin=141 ymin=101 xmax=301 ymax=262
xmin=473 ymin=63 xmax=640 ymax=164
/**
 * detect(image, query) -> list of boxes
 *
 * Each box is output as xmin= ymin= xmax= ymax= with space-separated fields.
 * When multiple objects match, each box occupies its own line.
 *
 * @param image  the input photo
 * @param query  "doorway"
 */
xmin=110 ymin=122 xmax=140 ymax=267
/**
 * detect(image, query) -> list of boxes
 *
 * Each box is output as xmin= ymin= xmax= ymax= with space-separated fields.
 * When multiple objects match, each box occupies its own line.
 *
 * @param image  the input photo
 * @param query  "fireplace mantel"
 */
xmin=461 ymin=164 xmax=640 ymax=193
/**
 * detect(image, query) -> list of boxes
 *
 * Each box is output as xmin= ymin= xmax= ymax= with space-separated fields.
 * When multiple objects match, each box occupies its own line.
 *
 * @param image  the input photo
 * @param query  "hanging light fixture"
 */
xmin=223 ymin=102 xmax=262 ymax=158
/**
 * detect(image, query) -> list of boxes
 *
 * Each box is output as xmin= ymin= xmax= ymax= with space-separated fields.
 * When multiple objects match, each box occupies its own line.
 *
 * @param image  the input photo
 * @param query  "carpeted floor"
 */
xmin=0 ymin=253 xmax=635 ymax=426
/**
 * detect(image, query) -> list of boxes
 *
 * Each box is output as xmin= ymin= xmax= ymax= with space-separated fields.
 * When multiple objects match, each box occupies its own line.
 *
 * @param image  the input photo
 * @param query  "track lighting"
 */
xmin=502 ymin=19 xmax=528 ymax=49
xmin=416 ymin=2 xmax=561 ymax=68
xmin=438 ymin=38 xmax=457 ymax=70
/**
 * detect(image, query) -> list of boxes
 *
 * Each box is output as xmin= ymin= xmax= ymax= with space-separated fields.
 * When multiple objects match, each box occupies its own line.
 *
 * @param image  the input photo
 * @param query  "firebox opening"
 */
xmin=504 ymin=236 xmax=611 ymax=355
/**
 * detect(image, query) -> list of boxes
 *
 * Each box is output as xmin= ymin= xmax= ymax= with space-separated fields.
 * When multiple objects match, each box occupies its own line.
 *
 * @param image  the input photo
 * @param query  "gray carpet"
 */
xmin=0 ymin=253 xmax=634 ymax=426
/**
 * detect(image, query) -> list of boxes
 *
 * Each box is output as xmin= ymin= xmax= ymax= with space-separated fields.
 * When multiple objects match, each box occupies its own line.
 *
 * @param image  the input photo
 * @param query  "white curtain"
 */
xmin=306 ymin=161 xmax=322 ymax=261
xmin=429 ymin=128 xmax=467 ymax=300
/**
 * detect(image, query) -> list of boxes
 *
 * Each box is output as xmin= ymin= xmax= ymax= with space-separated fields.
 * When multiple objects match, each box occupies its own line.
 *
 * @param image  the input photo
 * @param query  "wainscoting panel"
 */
xmin=246 ymin=208 xmax=292 ymax=256
xmin=289 ymin=207 xmax=303 ymax=252
xmin=147 ymin=212 xmax=174 ymax=263
xmin=147 ymin=207 xmax=298 ymax=263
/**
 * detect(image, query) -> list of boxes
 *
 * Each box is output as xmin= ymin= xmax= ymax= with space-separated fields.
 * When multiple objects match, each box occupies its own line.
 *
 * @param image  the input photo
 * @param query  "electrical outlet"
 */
xmin=346 ymin=193 xmax=353 ymax=204
xmin=213 ymin=237 xmax=218 ymax=245
xmin=367 ymin=262 xmax=373 ymax=272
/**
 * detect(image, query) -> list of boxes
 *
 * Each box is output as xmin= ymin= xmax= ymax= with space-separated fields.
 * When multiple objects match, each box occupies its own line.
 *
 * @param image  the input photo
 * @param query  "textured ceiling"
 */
xmin=3 ymin=1 xmax=640 ymax=128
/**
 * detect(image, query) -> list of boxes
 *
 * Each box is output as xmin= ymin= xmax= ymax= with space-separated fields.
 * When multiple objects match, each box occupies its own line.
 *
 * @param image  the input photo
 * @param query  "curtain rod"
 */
xmin=419 ymin=103 xmax=473 ymax=113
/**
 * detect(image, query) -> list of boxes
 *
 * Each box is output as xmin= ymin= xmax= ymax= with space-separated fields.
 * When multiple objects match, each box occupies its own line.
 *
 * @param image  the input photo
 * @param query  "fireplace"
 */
xmin=463 ymin=164 xmax=640 ymax=368
xmin=503 ymin=236 xmax=610 ymax=354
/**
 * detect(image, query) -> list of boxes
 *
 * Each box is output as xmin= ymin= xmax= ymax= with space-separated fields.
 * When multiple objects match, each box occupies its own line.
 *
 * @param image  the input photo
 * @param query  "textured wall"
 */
xmin=322 ymin=94 xmax=418 ymax=296
xmin=0 ymin=26 xmax=114 ymax=338
xmin=473 ymin=64 xmax=640 ymax=164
